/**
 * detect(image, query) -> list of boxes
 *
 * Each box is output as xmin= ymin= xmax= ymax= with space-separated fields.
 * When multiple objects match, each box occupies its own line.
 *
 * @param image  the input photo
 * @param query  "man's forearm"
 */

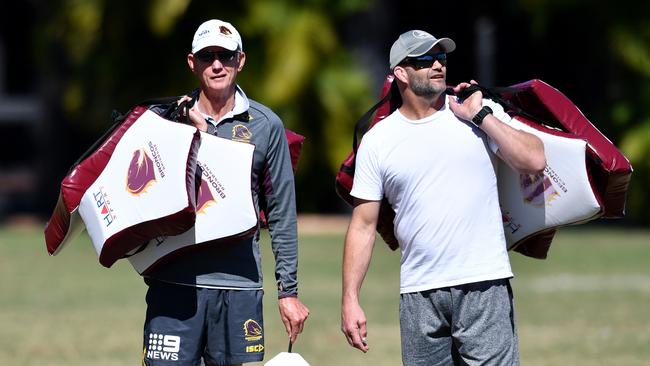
xmin=342 ymin=213 xmax=377 ymax=303
xmin=482 ymin=114 xmax=546 ymax=174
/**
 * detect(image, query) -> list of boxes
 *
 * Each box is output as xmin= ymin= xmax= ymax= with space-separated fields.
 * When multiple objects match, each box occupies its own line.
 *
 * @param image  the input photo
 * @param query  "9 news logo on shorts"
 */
xmin=145 ymin=333 xmax=181 ymax=361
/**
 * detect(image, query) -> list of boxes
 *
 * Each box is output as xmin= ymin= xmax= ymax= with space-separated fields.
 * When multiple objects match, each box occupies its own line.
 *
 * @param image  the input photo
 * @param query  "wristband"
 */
xmin=471 ymin=106 xmax=493 ymax=127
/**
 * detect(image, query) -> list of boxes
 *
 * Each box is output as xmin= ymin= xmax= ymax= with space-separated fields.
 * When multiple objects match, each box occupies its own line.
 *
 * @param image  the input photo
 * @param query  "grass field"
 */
xmin=1 ymin=223 xmax=649 ymax=365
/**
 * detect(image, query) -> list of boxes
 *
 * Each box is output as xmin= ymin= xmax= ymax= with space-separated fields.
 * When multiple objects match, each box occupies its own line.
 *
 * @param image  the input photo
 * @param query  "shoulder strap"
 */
xmin=140 ymin=88 xmax=200 ymax=123
xmin=352 ymin=91 xmax=392 ymax=154
xmin=349 ymin=81 xmax=561 ymax=160
xmin=454 ymin=84 xmax=557 ymax=128
xmin=352 ymin=84 xmax=455 ymax=154
xmin=71 ymin=90 xmax=198 ymax=173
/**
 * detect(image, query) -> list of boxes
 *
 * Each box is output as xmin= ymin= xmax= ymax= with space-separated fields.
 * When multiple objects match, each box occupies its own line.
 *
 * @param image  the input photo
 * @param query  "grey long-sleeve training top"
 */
xmin=146 ymin=89 xmax=299 ymax=298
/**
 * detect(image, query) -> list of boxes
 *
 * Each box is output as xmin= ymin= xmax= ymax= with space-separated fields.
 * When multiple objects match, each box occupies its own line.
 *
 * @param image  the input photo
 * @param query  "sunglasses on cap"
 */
xmin=400 ymin=52 xmax=447 ymax=69
xmin=194 ymin=50 xmax=239 ymax=64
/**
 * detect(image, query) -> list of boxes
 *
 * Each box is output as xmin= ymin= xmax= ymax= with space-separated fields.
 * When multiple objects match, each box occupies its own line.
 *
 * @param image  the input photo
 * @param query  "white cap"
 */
xmin=264 ymin=352 xmax=310 ymax=366
xmin=191 ymin=19 xmax=243 ymax=53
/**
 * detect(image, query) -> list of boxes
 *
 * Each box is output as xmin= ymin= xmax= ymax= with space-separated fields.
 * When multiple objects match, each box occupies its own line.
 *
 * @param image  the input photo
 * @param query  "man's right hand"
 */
xmin=341 ymin=300 xmax=369 ymax=353
xmin=177 ymin=96 xmax=208 ymax=132
xmin=341 ymin=199 xmax=379 ymax=354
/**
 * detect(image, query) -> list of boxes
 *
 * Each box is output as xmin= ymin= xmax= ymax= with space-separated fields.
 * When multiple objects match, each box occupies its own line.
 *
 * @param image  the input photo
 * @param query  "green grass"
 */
xmin=1 ymin=225 xmax=649 ymax=365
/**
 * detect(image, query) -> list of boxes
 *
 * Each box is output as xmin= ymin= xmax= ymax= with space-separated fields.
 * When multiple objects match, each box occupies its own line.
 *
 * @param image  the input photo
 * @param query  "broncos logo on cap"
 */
xmin=220 ymin=25 xmax=232 ymax=36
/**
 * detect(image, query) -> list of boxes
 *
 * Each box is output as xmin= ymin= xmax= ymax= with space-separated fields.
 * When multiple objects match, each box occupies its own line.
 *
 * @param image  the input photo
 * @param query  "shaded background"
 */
xmin=1 ymin=0 xmax=648 ymax=225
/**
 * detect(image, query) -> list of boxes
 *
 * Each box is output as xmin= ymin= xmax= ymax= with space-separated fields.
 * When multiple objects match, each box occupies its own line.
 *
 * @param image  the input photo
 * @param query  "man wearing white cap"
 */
xmin=341 ymin=30 xmax=546 ymax=365
xmin=141 ymin=19 xmax=309 ymax=366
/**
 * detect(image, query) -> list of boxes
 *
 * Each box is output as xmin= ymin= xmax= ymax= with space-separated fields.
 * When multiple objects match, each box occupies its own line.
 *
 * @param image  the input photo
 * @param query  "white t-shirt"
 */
xmin=351 ymin=97 xmax=514 ymax=293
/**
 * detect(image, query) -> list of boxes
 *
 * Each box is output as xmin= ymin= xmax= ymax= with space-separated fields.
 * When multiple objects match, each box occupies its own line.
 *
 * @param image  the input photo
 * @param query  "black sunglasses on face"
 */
xmin=194 ymin=50 xmax=239 ymax=64
xmin=401 ymin=52 xmax=447 ymax=69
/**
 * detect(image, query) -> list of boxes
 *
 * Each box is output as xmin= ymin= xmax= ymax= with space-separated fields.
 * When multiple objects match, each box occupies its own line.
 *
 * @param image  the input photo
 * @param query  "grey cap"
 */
xmin=389 ymin=30 xmax=456 ymax=69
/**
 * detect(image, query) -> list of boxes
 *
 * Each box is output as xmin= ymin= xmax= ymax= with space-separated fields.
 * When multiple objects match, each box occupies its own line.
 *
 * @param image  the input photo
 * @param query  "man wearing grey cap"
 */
xmin=141 ymin=19 xmax=309 ymax=366
xmin=341 ymin=30 xmax=546 ymax=365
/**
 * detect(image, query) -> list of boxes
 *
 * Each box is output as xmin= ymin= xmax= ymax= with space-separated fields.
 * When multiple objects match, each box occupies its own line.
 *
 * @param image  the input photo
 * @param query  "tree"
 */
xmin=33 ymin=0 xmax=650 ymax=222
xmin=36 ymin=0 xmax=374 ymax=213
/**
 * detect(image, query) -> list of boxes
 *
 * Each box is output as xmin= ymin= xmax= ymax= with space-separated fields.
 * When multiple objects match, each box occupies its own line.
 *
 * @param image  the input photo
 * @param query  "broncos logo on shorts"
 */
xmin=243 ymin=319 xmax=263 ymax=341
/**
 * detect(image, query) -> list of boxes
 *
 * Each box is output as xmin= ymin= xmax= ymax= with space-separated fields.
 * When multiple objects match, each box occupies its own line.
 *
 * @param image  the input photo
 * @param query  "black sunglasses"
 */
xmin=401 ymin=52 xmax=447 ymax=69
xmin=194 ymin=50 xmax=239 ymax=64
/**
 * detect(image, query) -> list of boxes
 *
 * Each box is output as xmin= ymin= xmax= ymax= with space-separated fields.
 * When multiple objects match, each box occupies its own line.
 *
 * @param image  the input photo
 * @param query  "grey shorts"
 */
xmin=399 ymin=278 xmax=519 ymax=366
xmin=142 ymin=279 xmax=265 ymax=366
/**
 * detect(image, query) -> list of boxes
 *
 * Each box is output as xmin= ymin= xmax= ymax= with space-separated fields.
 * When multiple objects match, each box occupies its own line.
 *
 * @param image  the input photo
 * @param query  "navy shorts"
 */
xmin=142 ymin=279 xmax=265 ymax=366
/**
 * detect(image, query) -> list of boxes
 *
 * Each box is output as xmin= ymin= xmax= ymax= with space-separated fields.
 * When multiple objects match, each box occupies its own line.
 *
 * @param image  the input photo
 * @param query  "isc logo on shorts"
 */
xmin=246 ymin=344 xmax=264 ymax=353
xmin=146 ymin=333 xmax=181 ymax=361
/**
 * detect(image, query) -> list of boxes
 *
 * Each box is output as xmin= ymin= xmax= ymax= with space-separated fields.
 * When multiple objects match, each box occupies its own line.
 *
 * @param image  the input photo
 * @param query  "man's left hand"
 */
xmin=278 ymin=297 xmax=310 ymax=343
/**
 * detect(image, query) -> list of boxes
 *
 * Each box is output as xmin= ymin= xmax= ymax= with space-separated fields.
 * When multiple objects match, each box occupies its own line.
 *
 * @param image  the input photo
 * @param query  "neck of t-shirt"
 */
xmin=397 ymin=97 xmax=448 ymax=124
